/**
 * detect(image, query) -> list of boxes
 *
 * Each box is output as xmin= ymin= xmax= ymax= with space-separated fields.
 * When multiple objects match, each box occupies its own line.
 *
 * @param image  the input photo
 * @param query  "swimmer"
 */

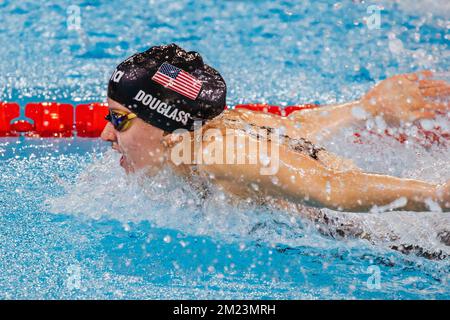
xmin=102 ymin=43 xmax=450 ymax=214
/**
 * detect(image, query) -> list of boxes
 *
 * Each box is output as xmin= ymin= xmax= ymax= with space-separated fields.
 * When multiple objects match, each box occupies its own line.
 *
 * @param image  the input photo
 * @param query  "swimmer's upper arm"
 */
xmin=198 ymin=136 xmax=440 ymax=212
xmin=197 ymin=137 xmax=341 ymax=208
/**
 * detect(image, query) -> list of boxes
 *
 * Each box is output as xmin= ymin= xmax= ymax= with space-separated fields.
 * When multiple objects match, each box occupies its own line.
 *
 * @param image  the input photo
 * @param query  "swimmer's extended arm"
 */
xmin=289 ymin=71 xmax=450 ymax=141
xmin=199 ymin=140 xmax=449 ymax=213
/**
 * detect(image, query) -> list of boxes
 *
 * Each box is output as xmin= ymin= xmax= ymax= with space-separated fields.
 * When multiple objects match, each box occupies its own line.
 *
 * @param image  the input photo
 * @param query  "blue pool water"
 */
xmin=1 ymin=0 xmax=449 ymax=299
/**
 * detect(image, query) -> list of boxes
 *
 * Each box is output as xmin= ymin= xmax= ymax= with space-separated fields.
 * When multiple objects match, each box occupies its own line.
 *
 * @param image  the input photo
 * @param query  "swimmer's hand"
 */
xmin=361 ymin=71 xmax=450 ymax=124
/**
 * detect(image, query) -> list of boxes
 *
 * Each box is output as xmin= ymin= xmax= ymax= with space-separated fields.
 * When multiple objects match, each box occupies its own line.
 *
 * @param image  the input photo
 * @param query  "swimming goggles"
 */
xmin=105 ymin=109 xmax=137 ymax=132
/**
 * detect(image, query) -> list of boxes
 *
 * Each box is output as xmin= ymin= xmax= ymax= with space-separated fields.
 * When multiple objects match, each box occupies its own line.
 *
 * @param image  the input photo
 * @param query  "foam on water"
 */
xmin=1 ymin=138 xmax=449 ymax=299
xmin=320 ymin=110 xmax=450 ymax=257
xmin=47 ymin=151 xmax=338 ymax=250
xmin=47 ymin=139 xmax=450 ymax=261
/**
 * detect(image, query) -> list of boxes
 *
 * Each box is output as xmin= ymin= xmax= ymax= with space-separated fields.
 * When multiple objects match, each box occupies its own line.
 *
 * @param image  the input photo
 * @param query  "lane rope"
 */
xmin=0 ymin=102 xmax=448 ymax=148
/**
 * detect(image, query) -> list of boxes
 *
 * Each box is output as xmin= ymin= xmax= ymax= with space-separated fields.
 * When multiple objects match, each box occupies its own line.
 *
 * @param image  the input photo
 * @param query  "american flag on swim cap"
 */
xmin=152 ymin=62 xmax=202 ymax=100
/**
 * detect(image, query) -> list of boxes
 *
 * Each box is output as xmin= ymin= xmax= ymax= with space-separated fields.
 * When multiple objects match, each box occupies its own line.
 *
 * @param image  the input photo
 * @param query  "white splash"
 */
xmin=47 ymin=124 xmax=450 ymax=260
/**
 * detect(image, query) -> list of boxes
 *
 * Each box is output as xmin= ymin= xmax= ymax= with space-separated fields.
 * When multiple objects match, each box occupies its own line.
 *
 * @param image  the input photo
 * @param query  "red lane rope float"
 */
xmin=284 ymin=104 xmax=319 ymax=115
xmin=235 ymin=104 xmax=283 ymax=115
xmin=10 ymin=120 xmax=34 ymax=134
xmin=0 ymin=102 xmax=20 ymax=137
xmin=75 ymin=103 xmax=109 ymax=137
xmin=235 ymin=103 xmax=319 ymax=116
xmin=24 ymin=102 xmax=74 ymax=137
xmin=0 ymin=101 xmax=108 ymax=138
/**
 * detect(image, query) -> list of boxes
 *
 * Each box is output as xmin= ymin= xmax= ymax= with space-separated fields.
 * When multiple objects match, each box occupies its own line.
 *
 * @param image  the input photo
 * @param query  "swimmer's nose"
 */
xmin=100 ymin=122 xmax=117 ymax=142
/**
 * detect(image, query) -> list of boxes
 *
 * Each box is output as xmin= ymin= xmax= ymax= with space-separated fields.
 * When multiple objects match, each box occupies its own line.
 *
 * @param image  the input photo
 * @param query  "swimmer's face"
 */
xmin=101 ymin=98 xmax=166 ymax=174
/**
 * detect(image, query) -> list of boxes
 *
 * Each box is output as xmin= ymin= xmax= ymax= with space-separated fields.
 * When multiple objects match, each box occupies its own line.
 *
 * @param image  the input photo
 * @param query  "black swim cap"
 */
xmin=107 ymin=43 xmax=227 ymax=132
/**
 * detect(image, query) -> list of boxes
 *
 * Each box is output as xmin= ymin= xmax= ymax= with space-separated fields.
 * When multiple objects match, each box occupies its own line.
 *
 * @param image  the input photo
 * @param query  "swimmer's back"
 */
xmin=205 ymin=108 xmax=360 ymax=172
